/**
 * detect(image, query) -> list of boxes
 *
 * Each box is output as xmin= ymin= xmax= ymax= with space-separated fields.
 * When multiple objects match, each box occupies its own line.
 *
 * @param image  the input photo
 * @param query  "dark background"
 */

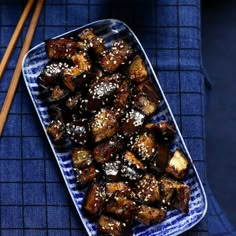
xmin=202 ymin=0 xmax=236 ymax=227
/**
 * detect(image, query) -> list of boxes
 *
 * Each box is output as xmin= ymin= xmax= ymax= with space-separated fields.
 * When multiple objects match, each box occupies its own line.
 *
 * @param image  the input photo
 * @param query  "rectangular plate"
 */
xmin=22 ymin=19 xmax=207 ymax=236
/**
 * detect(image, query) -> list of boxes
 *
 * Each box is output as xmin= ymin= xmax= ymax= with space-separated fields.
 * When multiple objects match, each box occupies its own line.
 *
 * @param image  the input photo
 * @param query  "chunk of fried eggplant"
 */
xmin=48 ymin=85 xmax=69 ymax=103
xmin=46 ymin=38 xmax=77 ymax=59
xmin=113 ymin=80 xmax=131 ymax=119
xmin=145 ymin=121 xmax=176 ymax=143
xmin=98 ymin=215 xmax=130 ymax=236
xmin=79 ymin=28 xmax=105 ymax=55
xmin=104 ymin=191 xmax=137 ymax=224
xmin=129 ymin=55 xmax=148 ymax=83
xmin=136 ymin=205 xmax=166 ymax=225
xmin=120 ymin=151 xmax=145 ymax=181
xmin=93 ymin=135 xmax=123 ymax=164
xmin=121 ymin=109 xmax=145 ymax=136
xmin=47 ymin=119 xmax=65 ymax=142
xmin=134 ymin=174 xmax=160 ymax=204
xmin=83 ymin=183 xmax=104 ymax=216
xmin=134 ymin=80 xmax=161 ymax=116
xmin=71 ymin=51 xmax=91 ymax=71
xmin=65 ymin=118 xmax=91 ymax=145
xmin=100 ymin=40 xmax=133 ymax=73
xmin=159 ymin=177 xmax=190 ymax=213
xmin=105 ymin=181 xmax=130 ymax=197
xmin=91 ymin=108 xmax=119 ymax=143
xmin=103 ymin=160 xmax=122 ymax=182
xmin=165 ymin=149 xmax=189 ymax=179
xmin=38 ymin=61 xmax=68 ymax=89
xmin=75 ymin=165 xmax=100 ymax=186
xmin=150 ymin=144 xmax=171 ymax=174
xmin=87 ymin=73 xmax=122 ymax=112
xmin=71 ymin=148 xmax=92 ymax=169
xmin=131 ymin=132 xmax=156 ymax=161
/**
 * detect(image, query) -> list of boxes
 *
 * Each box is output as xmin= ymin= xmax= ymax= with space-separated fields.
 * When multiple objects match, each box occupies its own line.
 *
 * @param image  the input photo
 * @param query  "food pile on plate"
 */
xmin=37 ymin=28 xmax=190 ymax=235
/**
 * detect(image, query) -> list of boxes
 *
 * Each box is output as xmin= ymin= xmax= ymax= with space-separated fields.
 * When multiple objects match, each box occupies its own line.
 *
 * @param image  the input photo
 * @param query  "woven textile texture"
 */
xmin=0 ymin=0 xmax=231 ymax=235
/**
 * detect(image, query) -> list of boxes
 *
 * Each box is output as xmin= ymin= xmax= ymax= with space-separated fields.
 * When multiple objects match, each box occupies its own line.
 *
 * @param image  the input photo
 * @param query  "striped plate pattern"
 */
xmin=22 ymin=19 xmax=207 ymax=236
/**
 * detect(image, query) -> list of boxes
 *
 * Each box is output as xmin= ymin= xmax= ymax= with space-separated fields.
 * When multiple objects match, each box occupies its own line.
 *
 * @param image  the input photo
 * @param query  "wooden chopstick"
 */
xmin=0 ymin=0 xmax=44 ymax=136
xmin=0 ymin=0 xmax=35 ymax=81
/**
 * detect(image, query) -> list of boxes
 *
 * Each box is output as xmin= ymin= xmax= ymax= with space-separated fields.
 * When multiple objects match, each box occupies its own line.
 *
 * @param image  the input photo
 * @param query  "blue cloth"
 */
xmin=0 ymin=0 xmax=234 ymax=235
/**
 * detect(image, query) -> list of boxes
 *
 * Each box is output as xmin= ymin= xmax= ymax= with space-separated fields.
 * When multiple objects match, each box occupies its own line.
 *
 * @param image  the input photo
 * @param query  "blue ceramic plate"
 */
xmin=22 ymin=19 xmax=207 ymax=236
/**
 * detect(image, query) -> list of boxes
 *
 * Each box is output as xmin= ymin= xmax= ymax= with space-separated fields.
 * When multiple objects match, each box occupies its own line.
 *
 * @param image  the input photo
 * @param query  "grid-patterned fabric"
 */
xmin=0 ymin=0 xmax=228 ymax=235
xmin=207 ymin=186 xmax=236 ymax=236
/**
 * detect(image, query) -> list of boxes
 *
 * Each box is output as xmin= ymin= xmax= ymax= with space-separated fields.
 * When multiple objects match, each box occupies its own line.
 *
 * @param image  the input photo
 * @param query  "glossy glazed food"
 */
xmin=38 ymin=27 xmax=190 ymax=236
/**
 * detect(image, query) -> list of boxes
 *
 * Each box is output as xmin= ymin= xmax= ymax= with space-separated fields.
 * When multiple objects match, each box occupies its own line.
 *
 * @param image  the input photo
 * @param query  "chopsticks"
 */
xmin=0 ymin=0 xmax=34 ymax=81
xmin=0 ymin=0 xmax=44 ymax=136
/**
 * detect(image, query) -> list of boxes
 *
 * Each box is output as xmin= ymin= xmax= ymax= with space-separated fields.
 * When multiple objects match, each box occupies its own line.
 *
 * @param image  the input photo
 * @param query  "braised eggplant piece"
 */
xmin=63 ymin=67 xmax=94 ymax=93
xmin=93 ymin=141 xmax=114 ymax=163
xmin=87 ymin=73 xmax=122 ymax=111
xmin=134 ymin=80 xmax=161 ymax=116
xmin=113 ymin=80 xmax=130 ymax=119
xmin=91 ymin=108 xmax=119 ymax=143
xmin=105 ymin=182 xmax=130 ymax=197
xmin=75 ymin=165 xmax=100 ymax=185
xmin=121 ymin=109 xmax=145 ymax=136
xmin=114 ymin=80 xmax=130 ymax=109
xmin=123 ymin=151 xmax=145 ymax=170
xmin=79 ymin=28 xmax=105 ymax=55
xmin=48 ymin=106 xmax=64 ymax=123
xmin=48 ymin=85 xmax=69 ymax=103
xmin=145 ymin=121 xmax=176 ymax=143
xmin=165 ymin=149 xmax=189 ymax=179
xmin=66 ymin=118 xmax=90 ymax=145
xmin=65 ymin=93 xmax=81 ymax=112
xmin=46 ymin=38 xmax=77 ymax=59
xmin=83 ymin=183 xmax=104 ymax=216
xmin=131 ymin=132 xmax=156 ymax=161
xmin=135 ymin=174 xmax=160 ymax=204
xmin=103 ymin=160 xmax=121 ymax=182
xmin=90 ymin=36 xmax=106 ymax=55
xmin=159 ymin=177 xmax=190 ymax=213
xmin=89 ymin=73 xmax=122 ymax=99
xmin=100 ymin=40 xmax=133 ymax=73
xmin=47 ymin=119 xmax=65 ymax=142
xmin=136 ymin=205 xmax=166 ymax=225
xmin=62 ymin=66 xmax=84 ymax=92
xmin=98 ymin=215 xmax=129 ymax=236
xmin=159 ymin=177 xmax=176 ymax=206
xmin=79 ymin=28 xmax=97 ymax=41
xmin=72 ymin=148 xmax=92 ymax=169
xmin=129 ymin=55 xmax=148 ymax=83
xmin=172 ymin=182 xmax=190 ymax=213
xmin=150 ymin=144 xmax=171 ymax=174
xmin=38 ymin=61 xmax=68 ymax=88
xmin=104 ymin=191 xmax=137 ymax=224
xmin=93 ymin=136 xmax=123 ymax=164
xmin=71 ymin=51 xmax=91 ymax=71
xmin=120 ymin=151 xmax=145 ymax=181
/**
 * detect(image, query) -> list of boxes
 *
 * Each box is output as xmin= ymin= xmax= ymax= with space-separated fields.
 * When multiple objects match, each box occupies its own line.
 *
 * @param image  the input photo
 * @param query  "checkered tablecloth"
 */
xmin=0 ymin=0 xmax=235 ymax=235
